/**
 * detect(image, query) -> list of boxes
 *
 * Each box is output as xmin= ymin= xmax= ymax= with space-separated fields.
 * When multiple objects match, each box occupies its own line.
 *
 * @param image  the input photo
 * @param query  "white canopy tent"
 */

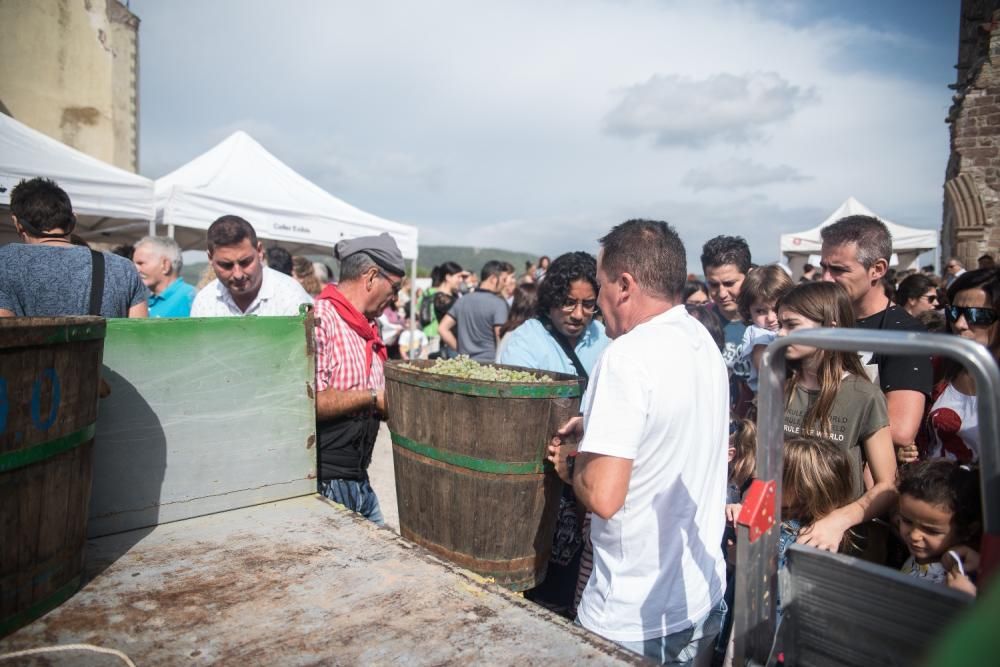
xmin=0 ymin=112 xmax=155 ymax=246
xmin=780 ymin=197 xmax=938 ymax=278
xmin=153 ymin=131 xmax=419 ymax=264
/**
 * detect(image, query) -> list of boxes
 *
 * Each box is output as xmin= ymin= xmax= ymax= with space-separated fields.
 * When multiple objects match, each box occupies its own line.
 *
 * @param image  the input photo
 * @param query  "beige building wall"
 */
xmin=0 ymin=0 xmax=139 ymax=172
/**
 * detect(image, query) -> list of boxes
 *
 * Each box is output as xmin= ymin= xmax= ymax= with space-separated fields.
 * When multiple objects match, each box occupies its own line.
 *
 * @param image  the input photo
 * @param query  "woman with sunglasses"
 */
xmin=925 ymin=268 xmax=1000 ymax=463
xmin=894 ymin=273 xmax=940 ymax=319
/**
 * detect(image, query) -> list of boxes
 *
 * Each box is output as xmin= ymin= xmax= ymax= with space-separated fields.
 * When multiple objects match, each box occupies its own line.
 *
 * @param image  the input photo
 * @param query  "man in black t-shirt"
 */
xmin=819 ymin=215 xmax=932 ymax=463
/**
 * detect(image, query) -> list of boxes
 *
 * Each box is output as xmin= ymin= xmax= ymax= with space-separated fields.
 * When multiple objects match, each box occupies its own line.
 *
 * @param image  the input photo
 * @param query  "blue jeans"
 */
xmin=319 ymin=478 xmax=385 ymax=526
xmin=615 ymin=597 xmax=728 ymax=666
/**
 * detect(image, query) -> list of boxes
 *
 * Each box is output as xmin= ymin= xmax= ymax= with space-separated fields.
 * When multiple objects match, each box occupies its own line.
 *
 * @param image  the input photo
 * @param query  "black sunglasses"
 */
xmin=945 ymin=305 xmax=998 ymax=327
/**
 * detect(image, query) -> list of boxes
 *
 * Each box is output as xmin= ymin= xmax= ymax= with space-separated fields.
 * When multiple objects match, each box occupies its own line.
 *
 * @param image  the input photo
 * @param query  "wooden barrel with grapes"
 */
xmin=384 ymin=358 xmax=584 ymax=590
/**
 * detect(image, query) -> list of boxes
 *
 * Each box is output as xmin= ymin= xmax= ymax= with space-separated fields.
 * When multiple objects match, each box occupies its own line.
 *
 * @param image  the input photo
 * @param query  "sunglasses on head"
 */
xmin=945 ymin=305 xmax=998 ymax=326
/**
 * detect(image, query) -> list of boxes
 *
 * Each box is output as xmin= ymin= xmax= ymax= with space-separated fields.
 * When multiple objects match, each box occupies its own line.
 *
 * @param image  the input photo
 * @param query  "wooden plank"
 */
xmin=0 ymin=496 xmax=643 ymax=665
xmin=88 ymin=315 xmax=316 ymax=537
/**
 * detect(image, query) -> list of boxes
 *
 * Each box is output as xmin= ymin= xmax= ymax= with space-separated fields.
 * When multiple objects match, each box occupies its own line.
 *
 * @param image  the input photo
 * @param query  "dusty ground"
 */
xmin=368 ymin=423 xmax=399 ymax=531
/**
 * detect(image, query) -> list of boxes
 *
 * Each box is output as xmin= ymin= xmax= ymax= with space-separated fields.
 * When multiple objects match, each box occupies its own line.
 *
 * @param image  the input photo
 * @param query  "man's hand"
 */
xmin=546 ymin=416 xmax=583 ymax=483
xmin=551 ymin=415 xmax=584 ymax=447
xmin=726 ymin=503 xmax=742 ymax=526
xmin=546 ymin=441 xmax=577 ymax=484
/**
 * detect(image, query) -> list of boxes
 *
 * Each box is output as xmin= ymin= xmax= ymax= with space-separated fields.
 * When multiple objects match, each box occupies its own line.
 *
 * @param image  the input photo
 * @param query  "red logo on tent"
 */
xmin=792 ymin=238 xmax=801 ymax=245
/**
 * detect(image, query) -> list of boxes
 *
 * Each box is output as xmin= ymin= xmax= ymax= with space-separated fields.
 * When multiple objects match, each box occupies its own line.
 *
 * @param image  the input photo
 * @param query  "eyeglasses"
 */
xmin=921 ymin=294 xmax=938 ymax=304
xmin=560 ymin=298 xmax=598 ymax=314
xmin=376 ymin=269 xmax=403 ymax=295
xmin=945 ymin=306 xmax=998 ymax=327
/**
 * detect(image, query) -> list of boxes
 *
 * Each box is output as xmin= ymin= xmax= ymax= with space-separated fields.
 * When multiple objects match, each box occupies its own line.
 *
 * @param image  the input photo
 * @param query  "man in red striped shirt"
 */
xmin=314 ymin=233 xmax=405 ymax=525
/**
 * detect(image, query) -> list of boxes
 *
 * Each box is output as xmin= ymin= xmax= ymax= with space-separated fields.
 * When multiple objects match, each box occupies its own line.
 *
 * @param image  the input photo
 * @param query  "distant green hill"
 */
xmin=417 ymin=246 xmax=538 ymax=277
xmin=182 ymin=245 xmax=541 ymax=282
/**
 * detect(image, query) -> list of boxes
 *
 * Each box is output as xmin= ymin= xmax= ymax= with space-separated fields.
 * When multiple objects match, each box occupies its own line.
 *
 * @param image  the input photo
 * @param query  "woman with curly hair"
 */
xmin=498 ymin=251 xmax=610 ymax=618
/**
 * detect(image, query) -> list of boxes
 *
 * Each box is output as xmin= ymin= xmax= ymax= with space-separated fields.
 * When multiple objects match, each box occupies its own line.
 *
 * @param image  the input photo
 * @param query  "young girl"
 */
xmin=777 ymin=281 xmax=898 ymax=551
xmin=897 ymin=459 xmax=981 ymax=594
xmin=777 ymin=437 xmax=856 ymax=613
xmin=737 ymin=264 xmax=794 ymax=392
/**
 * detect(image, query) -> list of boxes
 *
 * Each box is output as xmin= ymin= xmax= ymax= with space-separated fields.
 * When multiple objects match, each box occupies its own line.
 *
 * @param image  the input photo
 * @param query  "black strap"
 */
xmin=539 ymin=315 xmax=589 ymax=381
xmin=88 ymin=249 xmax=105 ymax=316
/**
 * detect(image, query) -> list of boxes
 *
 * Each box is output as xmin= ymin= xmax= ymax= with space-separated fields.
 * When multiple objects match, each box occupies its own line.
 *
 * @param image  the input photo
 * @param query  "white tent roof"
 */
xmin=0 ymin=112 xmax=155 ymax=245
xmin=780 ymin=196 xmax=938 ymax=256
xmin=154 ymin=132 xmax=418 ymax=260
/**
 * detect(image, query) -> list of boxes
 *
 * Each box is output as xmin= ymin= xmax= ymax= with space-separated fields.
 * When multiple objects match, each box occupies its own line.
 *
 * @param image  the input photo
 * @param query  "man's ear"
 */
xmin=161 ymin=255 xmax=173 ymax=276
xmin=870 ymin=258 xmax=889 ymax=282
xmin=619 ymin=271 xmax=637 ymax=297
xmin=255 ymin=241 xmax=264 ymax=259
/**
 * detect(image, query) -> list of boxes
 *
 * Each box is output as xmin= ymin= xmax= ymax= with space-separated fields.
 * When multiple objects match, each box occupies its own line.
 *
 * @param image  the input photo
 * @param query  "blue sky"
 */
xmin=132 ymin=0 xmax=961 ymax=270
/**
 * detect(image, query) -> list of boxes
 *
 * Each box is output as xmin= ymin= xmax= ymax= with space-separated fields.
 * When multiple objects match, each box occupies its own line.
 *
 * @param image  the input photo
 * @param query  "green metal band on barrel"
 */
xmin=390 ymin=374 xmax=582 ymax=399
xmin=43 ymin=324 xmax=106 ymax=344
xmin=0 ymin=575 xmax=81 ymax=637
xmin=0 ymin=423 xmax=96 ymax=472
xmin=391 ymin=432 xmax=544 ymax=474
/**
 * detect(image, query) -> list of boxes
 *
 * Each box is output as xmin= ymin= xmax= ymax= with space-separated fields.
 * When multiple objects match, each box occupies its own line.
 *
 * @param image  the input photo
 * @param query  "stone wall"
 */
xmin=0 ymin=0 xmax=139 ymax=172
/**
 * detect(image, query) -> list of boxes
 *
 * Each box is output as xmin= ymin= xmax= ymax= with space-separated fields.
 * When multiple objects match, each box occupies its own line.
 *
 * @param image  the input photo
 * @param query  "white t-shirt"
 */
xmin=398 ymin=328 xmax=429 ymax=359
xmin=577 ymin=305 xmax=729 ymax=642
xmin=191 ymin=266 xmax=313 ymax=317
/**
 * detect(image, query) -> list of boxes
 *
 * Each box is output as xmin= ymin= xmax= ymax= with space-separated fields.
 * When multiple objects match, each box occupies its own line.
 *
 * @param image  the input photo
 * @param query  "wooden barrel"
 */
xmin=0 ymin=317 xmax=106 ymax=637
xmin=385 ymin=360 xmax=583 ymax=590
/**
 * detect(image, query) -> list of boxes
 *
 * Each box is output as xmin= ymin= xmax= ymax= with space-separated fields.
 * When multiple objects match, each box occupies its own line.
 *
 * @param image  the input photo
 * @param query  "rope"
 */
xmin=0 ymin=643 xmax=136 ymax=666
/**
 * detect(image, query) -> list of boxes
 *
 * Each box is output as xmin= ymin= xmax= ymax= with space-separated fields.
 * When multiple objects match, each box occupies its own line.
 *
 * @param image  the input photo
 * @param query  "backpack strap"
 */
xmin=538 ymin=315 xmax=589 ymax=381
xmin=88 ymin=249 xmax=105 ymax=316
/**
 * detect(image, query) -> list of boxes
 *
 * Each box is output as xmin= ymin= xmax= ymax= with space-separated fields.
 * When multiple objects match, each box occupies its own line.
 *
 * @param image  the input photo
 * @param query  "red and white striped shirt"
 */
xmin=313 ymin=299 xmax=385 ymax=393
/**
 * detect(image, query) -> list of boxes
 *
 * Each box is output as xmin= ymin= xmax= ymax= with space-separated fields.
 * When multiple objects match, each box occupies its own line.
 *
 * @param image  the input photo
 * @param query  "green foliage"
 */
xmin=417 ymin=246 xmax=538 ymax=277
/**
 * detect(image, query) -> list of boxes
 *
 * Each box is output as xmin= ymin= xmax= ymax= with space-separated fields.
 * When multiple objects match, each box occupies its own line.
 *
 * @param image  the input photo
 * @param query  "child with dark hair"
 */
xmin=897 ymin=460 xmax=981 ymax=595
xmin=736 ymin=264 xmax=794 ymax=393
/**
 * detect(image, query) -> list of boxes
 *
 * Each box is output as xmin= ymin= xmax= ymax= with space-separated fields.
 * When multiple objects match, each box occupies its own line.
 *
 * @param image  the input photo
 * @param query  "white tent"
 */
xmin=0 ymin=112 xmax=155 ymax=246
xmin=780 ymin=197 xmax=938 ymax=278
xmin=154 ymin=131 xmax=419 ymax=261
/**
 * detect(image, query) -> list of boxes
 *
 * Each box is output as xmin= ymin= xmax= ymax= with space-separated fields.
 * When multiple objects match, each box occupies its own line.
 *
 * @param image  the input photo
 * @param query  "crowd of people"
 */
xmin=1 ymin=176 xmax=997 ymax=666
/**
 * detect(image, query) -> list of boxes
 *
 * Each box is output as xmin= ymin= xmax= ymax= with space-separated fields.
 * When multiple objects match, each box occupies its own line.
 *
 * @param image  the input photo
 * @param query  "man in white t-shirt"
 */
xmin=191 ymin=215 xmax=313 ymax=317
xmin=548 ymin=219 xmax=729 ymax=666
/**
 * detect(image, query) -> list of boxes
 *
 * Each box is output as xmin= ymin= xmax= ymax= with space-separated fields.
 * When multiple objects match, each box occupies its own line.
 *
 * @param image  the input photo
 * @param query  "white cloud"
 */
xmin=604 ymin=72 xmax=817 ymax=147
xmin=682 ymin=159 xmax=809 ymax=191
xmin=129 ymin=0 xmax=948 ymax=268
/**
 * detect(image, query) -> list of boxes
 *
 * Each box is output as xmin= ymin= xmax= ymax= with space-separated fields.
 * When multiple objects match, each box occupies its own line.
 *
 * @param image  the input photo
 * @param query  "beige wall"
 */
xmin=0 ymin=0 xmax=139 ymax=172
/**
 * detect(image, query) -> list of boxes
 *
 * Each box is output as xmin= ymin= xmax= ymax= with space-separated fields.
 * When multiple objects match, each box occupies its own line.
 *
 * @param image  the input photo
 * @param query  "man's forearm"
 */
xmin=316 ymin=387 xmax=374 ymax=421
xmin=439 ymin=326 xmax=458 ymax=350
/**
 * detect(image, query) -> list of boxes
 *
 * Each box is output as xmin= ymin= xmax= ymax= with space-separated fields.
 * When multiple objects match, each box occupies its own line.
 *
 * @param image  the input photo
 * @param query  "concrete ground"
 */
xmin=368 ymin=423 xmax=400 ymax=531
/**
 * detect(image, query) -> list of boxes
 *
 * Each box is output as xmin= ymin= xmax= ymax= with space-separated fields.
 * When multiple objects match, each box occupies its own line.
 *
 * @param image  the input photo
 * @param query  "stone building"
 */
xmin=944 ymin=0 xmax=1000 ymax=266
xmin=0 ymin=0 xmax=140 ymax=172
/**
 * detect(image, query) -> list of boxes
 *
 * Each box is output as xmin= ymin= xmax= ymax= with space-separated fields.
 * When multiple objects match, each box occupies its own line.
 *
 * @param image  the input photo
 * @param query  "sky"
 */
xmin=131 ymin=0 xmax=960 ymax=270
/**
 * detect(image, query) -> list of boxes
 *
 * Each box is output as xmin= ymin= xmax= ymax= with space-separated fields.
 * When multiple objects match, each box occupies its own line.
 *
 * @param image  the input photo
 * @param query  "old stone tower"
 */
xmin=944 ymin=0 xmax=1000 ymax=266
xmin=0 ymin=0 xmax=140 ymax=172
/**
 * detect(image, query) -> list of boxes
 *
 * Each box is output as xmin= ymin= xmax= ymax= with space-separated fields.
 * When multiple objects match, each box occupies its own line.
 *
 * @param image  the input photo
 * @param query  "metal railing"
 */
xmin=734 ymin=329 xmax=1000 ymax=666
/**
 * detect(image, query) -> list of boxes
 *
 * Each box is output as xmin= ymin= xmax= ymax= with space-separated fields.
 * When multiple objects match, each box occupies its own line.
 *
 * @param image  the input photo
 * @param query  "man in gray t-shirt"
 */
xmin=0 ymin=177 xmax=147 ymax=319
xmin=438 ymin=260 xmax=512 ymax=361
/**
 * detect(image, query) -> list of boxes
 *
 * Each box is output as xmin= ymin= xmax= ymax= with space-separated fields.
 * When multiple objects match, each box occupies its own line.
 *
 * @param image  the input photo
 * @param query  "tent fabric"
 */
xmin=0 ymin=112 xmax=155 ymax=245
xmin=154 ymin=132 xmax=418 ymax=260
xmin=780 ymin=196 xmax=938 ymax=256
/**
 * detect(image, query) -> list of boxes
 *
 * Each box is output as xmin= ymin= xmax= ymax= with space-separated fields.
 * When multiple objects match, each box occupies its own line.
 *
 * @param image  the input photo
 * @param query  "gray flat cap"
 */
xmin=334 ymin=232 xmax=405 ymax=275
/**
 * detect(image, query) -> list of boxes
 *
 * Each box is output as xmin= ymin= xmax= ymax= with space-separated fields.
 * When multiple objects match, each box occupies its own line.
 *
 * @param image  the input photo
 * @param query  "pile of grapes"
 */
xmin=403 ymin=356 xmax=553 ymax=383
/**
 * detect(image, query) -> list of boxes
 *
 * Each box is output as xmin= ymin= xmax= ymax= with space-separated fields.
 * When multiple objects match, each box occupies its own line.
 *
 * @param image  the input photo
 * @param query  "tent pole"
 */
xmin=148 ymin=219 xmax=155 ymax=236
xmin=409 ymin=257 xmax=418 ymax=357
xmin=168 ymin=224 xmax=175 ymax=239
